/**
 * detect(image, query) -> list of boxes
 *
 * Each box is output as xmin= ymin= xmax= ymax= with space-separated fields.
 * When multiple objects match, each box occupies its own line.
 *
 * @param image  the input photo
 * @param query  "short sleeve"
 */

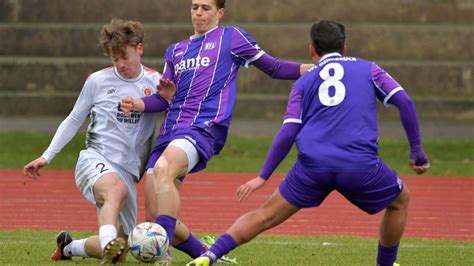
xmin=162 ymin=45 xmax=176 ymax=81
xmin=230 ymin=27 xmax=265 ymax=68
xmin=283 ymin=84 xmax=302 ymax=124
xmin=371 ymin=62 xmax=404 ymax=107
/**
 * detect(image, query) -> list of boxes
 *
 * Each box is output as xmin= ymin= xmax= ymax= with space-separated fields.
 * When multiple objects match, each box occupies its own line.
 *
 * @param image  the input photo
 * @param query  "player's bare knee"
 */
xmin=399 ymin=187 xmax=410 ymax=208
xmin=154 ymin=157 xmax=185 ymax=186
xmin=106 ymin=182 xmax=128 ymax=205
xmin=388 ymin=187 xmax=410 ymax=211
xmin=153 ymin=158 xmax=165 ymax=176
xmin=153 ymin=157 xmax=171 ymax=182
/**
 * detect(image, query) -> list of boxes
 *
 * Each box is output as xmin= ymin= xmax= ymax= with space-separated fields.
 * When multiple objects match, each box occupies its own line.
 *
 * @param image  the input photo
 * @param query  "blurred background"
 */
xmin=0 ymin=0 xmax=473 ymax=138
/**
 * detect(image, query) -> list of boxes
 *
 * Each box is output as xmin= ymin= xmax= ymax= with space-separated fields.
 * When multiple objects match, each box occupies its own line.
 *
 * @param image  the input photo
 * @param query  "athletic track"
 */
xmin=0 ymin=170 xmax=472 ymax=241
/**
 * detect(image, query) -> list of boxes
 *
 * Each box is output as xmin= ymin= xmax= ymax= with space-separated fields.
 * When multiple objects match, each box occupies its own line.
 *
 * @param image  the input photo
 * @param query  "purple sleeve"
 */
xmin=142 ymin=93 xmax=169 ymax=113
xmin=259 ymin=122 xmax=300 ymax=179
xmin=253 ymin=53 xmax=301 ymax=80
xmin=388 ymin=90 xmax=429 ymax=166
xmin=284 ymin=85 xmax=303 ymax=120
xmin=371 ymin=62 xmax=403 ymax=106
xmin=162 ymin=45 xmax=175 ymax=81
xmin=230 ymin=27 xmax=263 ymax=65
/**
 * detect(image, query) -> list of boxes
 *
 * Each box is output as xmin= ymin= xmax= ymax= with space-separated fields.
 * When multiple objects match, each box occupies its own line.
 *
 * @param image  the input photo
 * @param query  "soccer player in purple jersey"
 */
xmin=120 ymin=0 xmax=313 ymax=263
xmin=186 ymin=20 xmax=430 ymax=266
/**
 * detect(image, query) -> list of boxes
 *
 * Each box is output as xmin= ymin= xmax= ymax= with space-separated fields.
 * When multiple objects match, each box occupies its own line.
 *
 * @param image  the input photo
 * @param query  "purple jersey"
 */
xmin=285 ymin=53 xmax=403 ymax=170
xmin=158 ymin=26 xmax=264 ymax=153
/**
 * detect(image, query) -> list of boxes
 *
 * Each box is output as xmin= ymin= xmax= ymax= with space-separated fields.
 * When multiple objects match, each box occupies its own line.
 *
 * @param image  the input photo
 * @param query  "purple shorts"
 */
xmin=279 ymin=159 xmax=403 ymax=214
xmin=146 ymin=127 xmax=215 ymax=175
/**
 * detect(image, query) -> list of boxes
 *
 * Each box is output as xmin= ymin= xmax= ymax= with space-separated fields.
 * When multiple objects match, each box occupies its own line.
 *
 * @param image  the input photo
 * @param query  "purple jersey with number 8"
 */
xmin=285 ymin=53 xmax=403 ymax=170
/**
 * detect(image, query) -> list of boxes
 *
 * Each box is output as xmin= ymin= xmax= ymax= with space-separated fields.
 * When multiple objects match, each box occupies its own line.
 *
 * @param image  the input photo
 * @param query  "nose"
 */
xmin=195 ymin=7 xmax=203 ymax=15
xmin=115 ymin=59 xmax=126 ymax=68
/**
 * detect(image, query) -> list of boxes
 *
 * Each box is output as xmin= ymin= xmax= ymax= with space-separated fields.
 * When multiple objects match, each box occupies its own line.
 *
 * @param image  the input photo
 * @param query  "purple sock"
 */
xmin=204 ymin=233 xmax=237 ymax=263
xmin=377 ymin=242 xmax=399 ymax=266
xmin=174 ymin=233 xmax=206 ymax=259
xmin=156 ymin=215 xmax=177 ymax=247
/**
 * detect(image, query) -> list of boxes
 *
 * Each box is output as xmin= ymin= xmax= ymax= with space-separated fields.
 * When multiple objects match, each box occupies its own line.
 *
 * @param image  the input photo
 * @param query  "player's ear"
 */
xmin=341 ymin=45 xmax=347 ymax=56
xmin=136 ymin=43 xmax=144 ymax=55
xmin=309 ymin=44 xmax=319 ymax=62
xmin=217 ymin=8 xmax=225 ymax=19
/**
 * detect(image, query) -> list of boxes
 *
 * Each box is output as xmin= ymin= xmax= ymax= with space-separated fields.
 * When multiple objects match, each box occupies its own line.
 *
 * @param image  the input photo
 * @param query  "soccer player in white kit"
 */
xmin=23 ymin=19 xmax=170 ymax=264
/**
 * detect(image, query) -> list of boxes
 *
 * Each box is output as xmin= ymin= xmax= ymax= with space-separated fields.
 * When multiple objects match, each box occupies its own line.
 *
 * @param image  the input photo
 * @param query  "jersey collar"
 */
xmin=113 ymin=65 xmax=144 ymax=83
xmin=190 ymin=26 xmax=220 ymax=40
xmin=319 ymin=52 xmax=342 ymax=61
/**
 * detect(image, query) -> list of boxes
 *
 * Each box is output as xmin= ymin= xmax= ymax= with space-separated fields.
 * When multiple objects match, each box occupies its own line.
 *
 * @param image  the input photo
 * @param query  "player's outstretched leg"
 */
xmin=201 ymin=235 xmax=238 ymax=264
xmin=188 ymin=189 xmax=299 ymax=265
xmin=51 ymin=231 xmax=73 ymax=261
xmin=100 ymin=237 xmax=126 ymax=265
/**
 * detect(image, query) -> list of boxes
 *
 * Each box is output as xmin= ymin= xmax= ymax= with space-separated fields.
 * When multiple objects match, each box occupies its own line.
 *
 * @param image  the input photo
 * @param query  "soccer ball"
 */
xmin=128 ymin=222 xmax=169 ymax=263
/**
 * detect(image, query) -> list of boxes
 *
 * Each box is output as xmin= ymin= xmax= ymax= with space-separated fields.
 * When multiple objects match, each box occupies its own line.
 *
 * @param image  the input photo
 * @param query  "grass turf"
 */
xmin=0 ymin=230 xmax=472 ymax=265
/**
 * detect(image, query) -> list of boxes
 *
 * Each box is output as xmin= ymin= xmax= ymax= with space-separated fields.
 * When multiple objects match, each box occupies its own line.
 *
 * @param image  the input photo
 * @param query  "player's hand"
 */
xmin=157 ymin=79 xmax=176 ymax=101
xmin=409 ymin=148 xmax=430 ymax=175
xmin=121 ymin=96 xmax=145 ymax=115
xmin=121 ymin=96 xmax=135 ymax=115
xmin=23 ymin=157 xmax=48 ymax=179
xmin=236 ymin=176 xmax=266 ymax=202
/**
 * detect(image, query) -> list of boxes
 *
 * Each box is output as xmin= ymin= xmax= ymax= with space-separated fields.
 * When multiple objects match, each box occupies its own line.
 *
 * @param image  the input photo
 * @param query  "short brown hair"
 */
xmin=99 ymin=18 xmax=144 ymax=57
xmin=215 ymin=0 xmax=225 ymax=8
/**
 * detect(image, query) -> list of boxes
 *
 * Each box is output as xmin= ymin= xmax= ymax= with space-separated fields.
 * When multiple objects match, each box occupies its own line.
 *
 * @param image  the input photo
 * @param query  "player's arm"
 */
xmin=121 ymin=81 xmax=172 ymax=115
xmin=24 ymin=81 xmax=92 ymax=178
xmin=236 ymin=86 xmax=302 ymax=202
xmin=388 ymin=91 xmax=429 ymax=174
xmin=372 ymin=62 xmax=429 ymax=174
xmin=253 ymin=53 xmax=313 ymax=79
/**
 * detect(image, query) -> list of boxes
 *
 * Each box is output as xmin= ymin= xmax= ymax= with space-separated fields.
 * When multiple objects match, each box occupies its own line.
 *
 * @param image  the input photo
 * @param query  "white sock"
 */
xmin=63 ymin=239 xmax=89 ymax=258
xmin=99 ymin=225 xmax=118 ymax=251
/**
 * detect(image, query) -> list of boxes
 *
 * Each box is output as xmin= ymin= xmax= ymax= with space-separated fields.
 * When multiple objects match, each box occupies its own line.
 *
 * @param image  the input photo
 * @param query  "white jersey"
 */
xmin=42 ymin=65 xmax=160 ymax=178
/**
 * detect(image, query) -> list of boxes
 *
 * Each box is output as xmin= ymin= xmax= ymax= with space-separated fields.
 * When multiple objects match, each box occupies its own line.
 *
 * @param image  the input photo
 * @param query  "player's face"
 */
xmin=191 ymin=0 xmax=224 ymax=36
xmin=110 ymin=44 xmax=143 ymax=79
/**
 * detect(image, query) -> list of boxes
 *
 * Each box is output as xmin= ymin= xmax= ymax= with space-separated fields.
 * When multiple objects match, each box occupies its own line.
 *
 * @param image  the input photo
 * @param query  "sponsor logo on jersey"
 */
xmin=117 ymin=111 xmax=141 ymax=124
xmin=107 ymin=88 xmax=117 ymax=94
xmin=117 ymin=102 xmax=141 ymax=124
xmin=174 ymin=55 xmax=211 ymax=74
xmin=143 ymin=86 xmax=152 ymax=96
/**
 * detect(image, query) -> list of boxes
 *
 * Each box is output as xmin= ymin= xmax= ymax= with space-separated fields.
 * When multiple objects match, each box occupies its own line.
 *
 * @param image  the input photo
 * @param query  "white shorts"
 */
xmin=146 ymin=138 xmax=199 ymax=175
xmin=75 ymin=149 xmax=137 ymax=235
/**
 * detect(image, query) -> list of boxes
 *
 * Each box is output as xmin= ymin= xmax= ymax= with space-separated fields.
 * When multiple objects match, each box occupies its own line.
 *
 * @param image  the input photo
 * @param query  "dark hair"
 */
xmin=215 ymin=0 xmax=225 ymax=8
xmin=99 ymin=18 xmax=144 ymax=57
xmin=310 ymin=20 xmax=345 ymax=56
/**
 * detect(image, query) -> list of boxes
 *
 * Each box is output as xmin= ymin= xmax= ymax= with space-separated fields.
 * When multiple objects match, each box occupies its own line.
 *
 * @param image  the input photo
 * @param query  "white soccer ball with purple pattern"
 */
xmin=128 ymin=222 xmax=169 ymax=263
